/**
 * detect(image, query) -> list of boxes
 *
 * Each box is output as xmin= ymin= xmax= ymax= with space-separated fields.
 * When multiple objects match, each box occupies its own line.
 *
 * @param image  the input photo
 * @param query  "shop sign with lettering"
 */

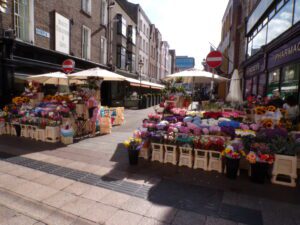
xmin=245 ymin=57 xmax=265 ymax=78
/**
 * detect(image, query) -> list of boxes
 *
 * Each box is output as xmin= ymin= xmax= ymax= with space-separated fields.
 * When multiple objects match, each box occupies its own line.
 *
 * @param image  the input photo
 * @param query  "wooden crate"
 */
xmin=179 ymin=147 xmax=193 ymax=168
xmin=272 ymin=154 xmax=297 ymax=187
xmin=45 ymin=126 xmax=60 ymax=143
xmin=164 ymin=144 xmax=178 ymax=165
xmin=151 ymin=143 xmax=164 ymax=163
xmin=194 ymin=149 xmax=208 ymax=170
xmin=208 ymin=150 xmax=222 ymax=173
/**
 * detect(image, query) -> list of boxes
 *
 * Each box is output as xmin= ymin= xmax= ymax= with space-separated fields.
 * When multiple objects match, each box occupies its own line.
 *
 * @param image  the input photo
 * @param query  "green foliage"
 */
xmin=269 ymin=137 xmax=300 ymax=156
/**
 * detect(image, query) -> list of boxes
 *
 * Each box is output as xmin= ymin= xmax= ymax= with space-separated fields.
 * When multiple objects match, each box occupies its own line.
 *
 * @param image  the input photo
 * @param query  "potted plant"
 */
xmin=124 ymin=138 xmax=143 ymax=165
xmin=222 ymin=142 xmax=246 ymax=179
xmin=246 ymin=142 xmax=274 ymax=184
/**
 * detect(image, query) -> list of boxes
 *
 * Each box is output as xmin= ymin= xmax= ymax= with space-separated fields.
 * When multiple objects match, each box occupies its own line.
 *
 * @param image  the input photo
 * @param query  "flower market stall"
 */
xmin=124 ymin=93 xmax=300 ymax=187
xmin=0 ymin=70 xmax=125 ymax=145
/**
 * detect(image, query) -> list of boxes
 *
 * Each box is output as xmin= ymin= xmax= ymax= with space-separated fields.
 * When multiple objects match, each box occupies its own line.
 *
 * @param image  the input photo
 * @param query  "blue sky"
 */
xmin=128 ymin=0 xmax=229 ymax=68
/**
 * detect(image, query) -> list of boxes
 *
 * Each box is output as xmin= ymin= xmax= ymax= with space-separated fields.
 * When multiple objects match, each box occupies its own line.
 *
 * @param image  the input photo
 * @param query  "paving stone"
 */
xmin=42 ymin=191 xmax=77 ymax=209
xmin=205 ymin=216 xmax=238 ymax=225
xmin=18 ymin=169 xmax=46 ymax=181
xmin=48 ymin=177 xmax=75 ymax=190
xmin=0 ymin=213 xmax=38 ymax=225
xmin=24 ymin=153 xmax=50 ymax=161
xmin=33 ymin=173 xmax=60 ymax=186
xmin=0 ymin=189 xmax=22 ymax=206
xmin=43 ymin=210 xmax=76 ymax=225
xmin=222 ymin=191 xmax=239 ymax=205
xmin=138 ymin=217 xmax=168 ymax=225
xmin=61 ymin=197 xmax=95 ymax=217
xmin=0 ymin=205 xmax=18 ymax=222
xmin=0 ymin=161 xmax=21 ymax=173
xmin=0 ymin=174 xmax=27 ymax=190
xmin=105 ymin=210 xmax=143 ymax=225
xmin=172 ymin=210 xmax=206 ymax=225
xmin=237 ymin=194 xmax=262 ymax=211
xmin=121 ymin=196 xmax=152 ymax=216
xmin=145 ymin=204 xmax=178 ymax=224
xmin=79 ymin=201 xmax=118 ymax=224
xmin=99 ymin=191 xmax=131 ymax=208
xmin=81 ymin=186 xmax=112 ymax=202
xmin=33 ymin=222 xmax=47 ymax=225
xmin=70 ymin=217 xmax=99 ymax=225
xmin=63 ymin=182 xmax=92 ymax=196
xmin=10 ymin=198 xmax=55 ymax=221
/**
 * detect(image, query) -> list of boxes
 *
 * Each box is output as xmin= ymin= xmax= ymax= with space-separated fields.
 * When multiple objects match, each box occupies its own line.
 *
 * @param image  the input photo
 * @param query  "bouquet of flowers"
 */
xmin=246 ymin=142 xmax=274 ymax=164
xmin=148 ymin=113 xmax=162 ymax=122
xmin=222 ymin=142 xmax=245 ymax=159
xmin=123 ymin=138 xmax=143 ymax=151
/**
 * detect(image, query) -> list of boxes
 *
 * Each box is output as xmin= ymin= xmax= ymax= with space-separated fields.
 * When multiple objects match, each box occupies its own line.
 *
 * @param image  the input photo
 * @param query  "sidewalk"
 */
xmin=0 ymin=108 xmax=300 ymax=225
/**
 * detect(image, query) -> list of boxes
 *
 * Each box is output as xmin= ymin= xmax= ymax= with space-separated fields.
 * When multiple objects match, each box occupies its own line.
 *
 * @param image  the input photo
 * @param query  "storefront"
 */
xmin=244 ymin=56 xmax=266 ymax=98
xmin=267 ymin=35 xmax=300 ymax=100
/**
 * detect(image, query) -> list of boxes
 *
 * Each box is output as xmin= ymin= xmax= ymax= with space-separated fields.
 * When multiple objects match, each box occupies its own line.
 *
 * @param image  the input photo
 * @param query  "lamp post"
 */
xmin=138 ymin=59 xmax=144 ymax=100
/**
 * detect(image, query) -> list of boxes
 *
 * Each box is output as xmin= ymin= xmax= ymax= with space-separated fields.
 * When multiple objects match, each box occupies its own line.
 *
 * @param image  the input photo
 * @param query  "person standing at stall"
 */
xmin=86 ymin=90 xmax=98 ymax=137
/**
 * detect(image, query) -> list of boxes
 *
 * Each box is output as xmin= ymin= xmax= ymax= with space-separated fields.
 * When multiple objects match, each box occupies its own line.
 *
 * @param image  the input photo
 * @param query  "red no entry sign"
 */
xmin=206 ymin=51 xmax=223 ymax=68
xmin=62 ymin=59 xmax=75 ymax=74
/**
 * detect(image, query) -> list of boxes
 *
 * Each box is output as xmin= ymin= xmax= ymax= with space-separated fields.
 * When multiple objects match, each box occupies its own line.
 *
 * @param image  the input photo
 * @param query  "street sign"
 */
xmin=62 ymin=59 xmax=75 ymax=74
xmin=206 ymin=51 xmax=223 ymax=68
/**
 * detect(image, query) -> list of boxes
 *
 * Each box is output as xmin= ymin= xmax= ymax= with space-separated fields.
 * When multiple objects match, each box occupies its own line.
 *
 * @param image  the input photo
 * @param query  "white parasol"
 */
xmin=68 ymin=67 xmax=126 ymax=81
xmin=226 ymin=69 xmax=243 ymax=103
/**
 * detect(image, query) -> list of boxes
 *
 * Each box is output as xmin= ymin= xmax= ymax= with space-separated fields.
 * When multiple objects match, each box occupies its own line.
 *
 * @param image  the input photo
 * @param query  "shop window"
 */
xmin=117 ymin=46 xmax=126 ymax=69
xmin=251 ymin=26 xmax=267 ymax=55
xmin=82 ymin=26 xmax=91 ymax=60
xmin=100 ymin=0 xmax=108 ymax=26
xmin=267 ymin=69 xmax=280 ymax=95
xmin=267 ymin=0 xmax=293 ymax=43
xmin=252 ymin=76 xmax=258 ymax=95
xmin=14 ymin=0 xmax=34 ymax=42
xmin=281 ymin=64 xmax=299 ymax=97
xmin=245 ymin=78 xmax=253 ymax=97
xmin=117 ymin=14 xmax=127 ymax=37
xmin=100 ymin=36 xmax=107 ymax=65
xmin=82 ymin=0 xmax=91 ymax=14
xmin=294 ymin=0 xmax=300 ymax=23
xmin=247 ymin=40 xmax=253 ymax=58
xmin=258 ymin=73 xmax=266 ymax=96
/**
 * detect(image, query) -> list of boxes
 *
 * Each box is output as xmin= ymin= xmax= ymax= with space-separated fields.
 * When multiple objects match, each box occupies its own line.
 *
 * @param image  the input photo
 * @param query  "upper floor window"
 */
xmin=82 ymin=0 xmax=91 ymax=15
xmin=14 ymin=0 xmax=34 ymax=42
xmin=100 ymin=0 xmax=108 ymax=26
xmin=127 ymin=26 xmax=136 ymax=45
xmin=117 ymin=46 xmax=126 ymax=69
xmin=117 ymin=14 xmax=127 ymax=37
xmin=82 ymin=26 xmax=91 ymax=60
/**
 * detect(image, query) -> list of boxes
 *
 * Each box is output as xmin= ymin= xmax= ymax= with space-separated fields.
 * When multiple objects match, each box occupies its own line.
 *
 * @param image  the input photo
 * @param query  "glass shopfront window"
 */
xmin=258 ymin=73 xmax=267 ymax=96
xmin=281 ymin=63 xmax=299 ymax=98
xmin=252 ymin=26 xmax=267 ymax=55
xmin=267 ymin=0 xmax=293 ymax=43
xmin=267 ymin=69 xmax=280 ymax=95
xmin=247 ymin=40 xmax=253 ymax=57
xmin=252 ymin=76 xmax=258 ymax=95
xmin=245 ymin=78 xmax=253 ymax=97
xmin=294 ymin=0 xmax=300 ymax=23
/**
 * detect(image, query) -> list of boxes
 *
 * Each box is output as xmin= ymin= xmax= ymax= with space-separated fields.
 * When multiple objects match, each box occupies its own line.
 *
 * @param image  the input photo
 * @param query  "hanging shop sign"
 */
xmin=268 ymin=36 xmax=300 ymax=69
xmin=55 ymin=12 xmax=70 ymax=54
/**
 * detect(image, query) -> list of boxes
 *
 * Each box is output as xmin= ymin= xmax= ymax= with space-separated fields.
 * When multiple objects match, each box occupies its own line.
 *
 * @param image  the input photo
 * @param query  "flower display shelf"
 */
xmin=61 ymin=136 xmax=73 ymax=145
xmin=179 ymin=146 xmax=193 ymax=168
xmin=207 ymin=150 xmax=222 ymax=173
xmin=151 ymin=143 xmax=164 ymax=163
xmin=20 ymin=124 xmax=29 ymax=138
xmin=194 ymin=149 xmax=208 ymax=170
xmin=271 ymin=154 xmax=297 ymax=187
xmin=164 ymin=144 xmax=178 ymax=165
xmin=45 ymin=126 xmax=60 ymax=143
xmin=37 ymin=128 xmax=46 ymax=142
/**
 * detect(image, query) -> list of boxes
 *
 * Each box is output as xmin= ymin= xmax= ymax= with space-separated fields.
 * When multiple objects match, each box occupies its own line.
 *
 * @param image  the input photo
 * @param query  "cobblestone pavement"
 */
xmin=0 ymin=108 xmax=300 ymax=225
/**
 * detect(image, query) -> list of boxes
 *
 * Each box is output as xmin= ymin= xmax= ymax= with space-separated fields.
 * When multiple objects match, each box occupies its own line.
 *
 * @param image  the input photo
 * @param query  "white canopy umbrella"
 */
xmin=226 ymin=69 xmax=243 ymax=103
xmin=165 ymin=68 xmax=228 ymax=83
xmin=27 ymin=72 xmax=69 ymax=85
xmin=69 ymin=67 xmax=126 ymax=81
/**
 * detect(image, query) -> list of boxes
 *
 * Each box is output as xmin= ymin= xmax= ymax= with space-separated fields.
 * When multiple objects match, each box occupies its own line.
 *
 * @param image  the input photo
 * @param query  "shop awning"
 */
xmin=125 ymin=77 xmax=165 ymax=89
xmin=15 ymin=73 xmax=31 ymax=81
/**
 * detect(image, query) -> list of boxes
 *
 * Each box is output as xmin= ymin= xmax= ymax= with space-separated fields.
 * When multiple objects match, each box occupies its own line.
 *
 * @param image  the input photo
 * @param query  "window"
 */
xmin=251 ymin=25 xmax=267 ymax=55
xmin=258 ymin=73 xmax=267 ymax=96
xmin=281 ymin=64 xmax=299 ymax=98
xmin=294 ymin=0 xmax=300 ymax=23
xmin=127 ymin=53 xmax=136 ymax=72
xmin=82 ymin=0 xmax=91 ymax=14
xmin=247 ymin=40 xmax=253 ymax=57
xmin=116 ymin=46 xmax=126 ymax=69
xmin=245 ymin=78 xmax=253 ymax=97
xmin=14 ymin=0 xmax=32 ymax=42
xmin=117 ymin=14 xmax=127 ymax=37
xmin=267 ymin=0 xmax=293 ymax=43
xmin=100 ymin=0 xmax=108 ymax=26
xmin=127 ymin=26 xmax=136 ymax=45
xmin=100 ymin=36 xmax=107 ymax=64
xmin=82 ymin=26 xmax=91 ymax=60
xmin=267 ymin=69 xmax=280 ymax=95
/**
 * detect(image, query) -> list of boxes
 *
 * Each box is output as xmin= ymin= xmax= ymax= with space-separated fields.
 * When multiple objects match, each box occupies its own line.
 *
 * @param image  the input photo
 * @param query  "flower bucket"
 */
xmin=226 ymin=158 xmax=240 ymax=179
xmin=251 ymin=162 xmax=269 ymax=184
xmin=128 ymin=149 xmax=139 ymax=165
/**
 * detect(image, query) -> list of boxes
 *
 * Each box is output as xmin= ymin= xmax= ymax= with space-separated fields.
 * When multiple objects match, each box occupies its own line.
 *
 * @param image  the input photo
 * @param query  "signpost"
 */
xmin=206 ymin=51 xmax=223 ymax=99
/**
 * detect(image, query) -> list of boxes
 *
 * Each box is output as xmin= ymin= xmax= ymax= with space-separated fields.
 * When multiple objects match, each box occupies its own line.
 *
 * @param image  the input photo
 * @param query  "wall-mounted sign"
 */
xmin=35 ymin=28 xmax=50 ymax=38
xmin=55 ymin=12 xmax=70 ymax=54
xmin=268 ymin=36 xmax=300 ymax=69
xmin=245 ymin=57 xmax=265 ymax=77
